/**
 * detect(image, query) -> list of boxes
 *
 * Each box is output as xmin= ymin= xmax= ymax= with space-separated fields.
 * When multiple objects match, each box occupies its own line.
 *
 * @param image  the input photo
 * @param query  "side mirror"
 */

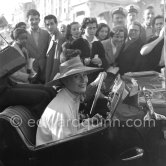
xmin=120 ymin=147 xmax=144 ymax=161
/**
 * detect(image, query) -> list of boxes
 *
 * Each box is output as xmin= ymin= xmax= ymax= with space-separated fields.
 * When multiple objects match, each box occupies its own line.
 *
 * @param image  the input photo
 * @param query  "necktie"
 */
xmin=47 ymin=40 xmax=56 ymax=57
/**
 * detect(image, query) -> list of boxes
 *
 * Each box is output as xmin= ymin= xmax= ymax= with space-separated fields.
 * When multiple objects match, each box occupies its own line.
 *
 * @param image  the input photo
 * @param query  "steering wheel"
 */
xmin=90 ymin=72 xmax=105 ymax=115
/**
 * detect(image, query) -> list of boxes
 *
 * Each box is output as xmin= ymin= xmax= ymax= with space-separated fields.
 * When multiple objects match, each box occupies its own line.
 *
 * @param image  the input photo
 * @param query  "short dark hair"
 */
xmin=44 ymin=15 xmax=58 ymax=24
xmin=26 ymin=9 xmax=40 ymax=18
xmin=152 ymin=15 xmax=164 ymax=27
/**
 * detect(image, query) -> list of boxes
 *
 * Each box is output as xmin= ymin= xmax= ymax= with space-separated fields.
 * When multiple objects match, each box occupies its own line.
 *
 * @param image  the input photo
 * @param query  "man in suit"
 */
xmin=44 ymin=15 xmax=65 ymax=83
xmin=26 ymin=9 xmax=49 ymax=83
xmin=142 ymin=6 xmax=155 ymax=42
xmin=117 ymin=21 xmax=146 ymax=75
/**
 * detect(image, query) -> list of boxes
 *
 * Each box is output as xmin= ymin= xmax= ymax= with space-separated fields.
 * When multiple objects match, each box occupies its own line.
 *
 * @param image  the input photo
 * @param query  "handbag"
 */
xmin=0 ymin=45 xmax=26 ymax=78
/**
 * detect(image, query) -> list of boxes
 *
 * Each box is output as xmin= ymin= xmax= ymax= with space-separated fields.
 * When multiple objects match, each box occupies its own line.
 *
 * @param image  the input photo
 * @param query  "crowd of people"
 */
xmin=6 ymin=4 xmax=166 ymax=84
xmin=0 ymin=3 xmax=165 ymax=145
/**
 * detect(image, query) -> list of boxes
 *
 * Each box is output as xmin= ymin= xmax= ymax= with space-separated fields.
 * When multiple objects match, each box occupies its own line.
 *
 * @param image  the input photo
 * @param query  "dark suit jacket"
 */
xmin=117 ymin=38 xmax=145 ymax=75
xmin=26 ymin=28 xmax=49 ymax=83
xmin=45 ymin=31 xmax=65 ymax=82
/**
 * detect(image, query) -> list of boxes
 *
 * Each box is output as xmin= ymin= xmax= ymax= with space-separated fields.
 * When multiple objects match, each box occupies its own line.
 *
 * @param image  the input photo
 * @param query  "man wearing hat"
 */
xmin=36 ymin=56 xmax=102 ymax=145
xmin=125 ymin=5 xmax=139 ymax=28
xmin=111 ymin=7 xmax=127 ymax=28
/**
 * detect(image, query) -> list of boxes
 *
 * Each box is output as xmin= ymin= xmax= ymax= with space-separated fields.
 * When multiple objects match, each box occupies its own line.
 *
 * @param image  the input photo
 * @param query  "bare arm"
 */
xmin=140 ymin=27 xmax=164 ymax=56
xmin=140 ymin=36 xmax=163 ymax=56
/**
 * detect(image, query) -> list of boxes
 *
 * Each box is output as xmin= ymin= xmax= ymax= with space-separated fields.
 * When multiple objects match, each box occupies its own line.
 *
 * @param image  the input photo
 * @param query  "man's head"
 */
xmin=26 ymin=9 xmax=40 ymax=31
xmin=128 ymin=21 xmax=141 ymax=41
xmin=152 ymin=15 xmax=164 ymax=36
xmin=81 ymin=17 xmax=98 ymax=37
xmin=44 ymin=15 xmax=58 ymax=35
xmin=59 ymin=24 xmax=67 ymax=37
xmin=111 ymin=7 xmax=126 ymax=26
xmin=143 ymin=6 xmax=155 ymax=26
xmin=126 ymin=5 xmax=139 ymax=24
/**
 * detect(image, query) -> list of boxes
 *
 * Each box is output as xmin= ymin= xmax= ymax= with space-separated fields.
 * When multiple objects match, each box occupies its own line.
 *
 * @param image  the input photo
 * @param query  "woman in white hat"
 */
xmin=36 ymin=55 xmax=102 ymax=145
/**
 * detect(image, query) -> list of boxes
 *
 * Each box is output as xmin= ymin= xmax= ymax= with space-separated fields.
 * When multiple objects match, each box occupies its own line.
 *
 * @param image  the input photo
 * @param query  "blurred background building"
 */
xmin=34 ymin=0 xmax=162 ymax=26
xmin=0 ymin=0 xmax=163 ymax=28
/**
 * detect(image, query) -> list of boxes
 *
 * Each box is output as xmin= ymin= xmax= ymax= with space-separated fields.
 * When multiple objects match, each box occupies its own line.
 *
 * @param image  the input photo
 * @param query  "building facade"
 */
xmin=69 ymin=0 xmax=162 ymax=26
xmin=33 ymin=0 xmax=161 ymax=26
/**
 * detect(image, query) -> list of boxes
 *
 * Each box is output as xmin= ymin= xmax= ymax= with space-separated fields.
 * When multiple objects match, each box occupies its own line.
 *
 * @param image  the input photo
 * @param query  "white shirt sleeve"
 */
xmin=36 ymin=89 xmax=81 ymax=146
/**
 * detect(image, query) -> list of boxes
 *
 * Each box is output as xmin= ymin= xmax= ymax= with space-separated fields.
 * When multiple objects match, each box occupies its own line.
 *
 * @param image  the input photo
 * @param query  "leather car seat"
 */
xmin=0 ymin=106 xmax=37 ymax=150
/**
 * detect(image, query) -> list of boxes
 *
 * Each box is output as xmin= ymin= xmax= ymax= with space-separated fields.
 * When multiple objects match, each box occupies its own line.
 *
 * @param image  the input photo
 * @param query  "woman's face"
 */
xmin=71 ymin=23 xmax=81 ymax=39
xmin=64 ymin=73 xmax=88 ymax=94
xmin=98 ymin=26 xmax=109 ymax=41
xmin=84 ymin=23 xmax=97 ymax=37
xmin=112 ymin=31 xmax=125 ymax=46
xmin=16 ymin=32 xmax=28 ymax=47
xmin=128 ymin=24 xmax=140 ymax=40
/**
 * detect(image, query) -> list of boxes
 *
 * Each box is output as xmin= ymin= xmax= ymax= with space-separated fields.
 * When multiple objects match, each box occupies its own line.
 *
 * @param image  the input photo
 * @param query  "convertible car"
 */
xmin=0 ymin=72 xmax=166 ymax=166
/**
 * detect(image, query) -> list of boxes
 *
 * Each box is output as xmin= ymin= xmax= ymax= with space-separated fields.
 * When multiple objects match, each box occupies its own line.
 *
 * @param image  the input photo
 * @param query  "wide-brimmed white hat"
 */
xmin=47 ymin=56 xmax=102 ymax=86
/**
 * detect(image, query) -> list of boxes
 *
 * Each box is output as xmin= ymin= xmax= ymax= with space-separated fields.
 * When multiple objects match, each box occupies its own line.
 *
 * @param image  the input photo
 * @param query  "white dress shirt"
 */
xmin=36 ymin=88 xmax=81 ymax=145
